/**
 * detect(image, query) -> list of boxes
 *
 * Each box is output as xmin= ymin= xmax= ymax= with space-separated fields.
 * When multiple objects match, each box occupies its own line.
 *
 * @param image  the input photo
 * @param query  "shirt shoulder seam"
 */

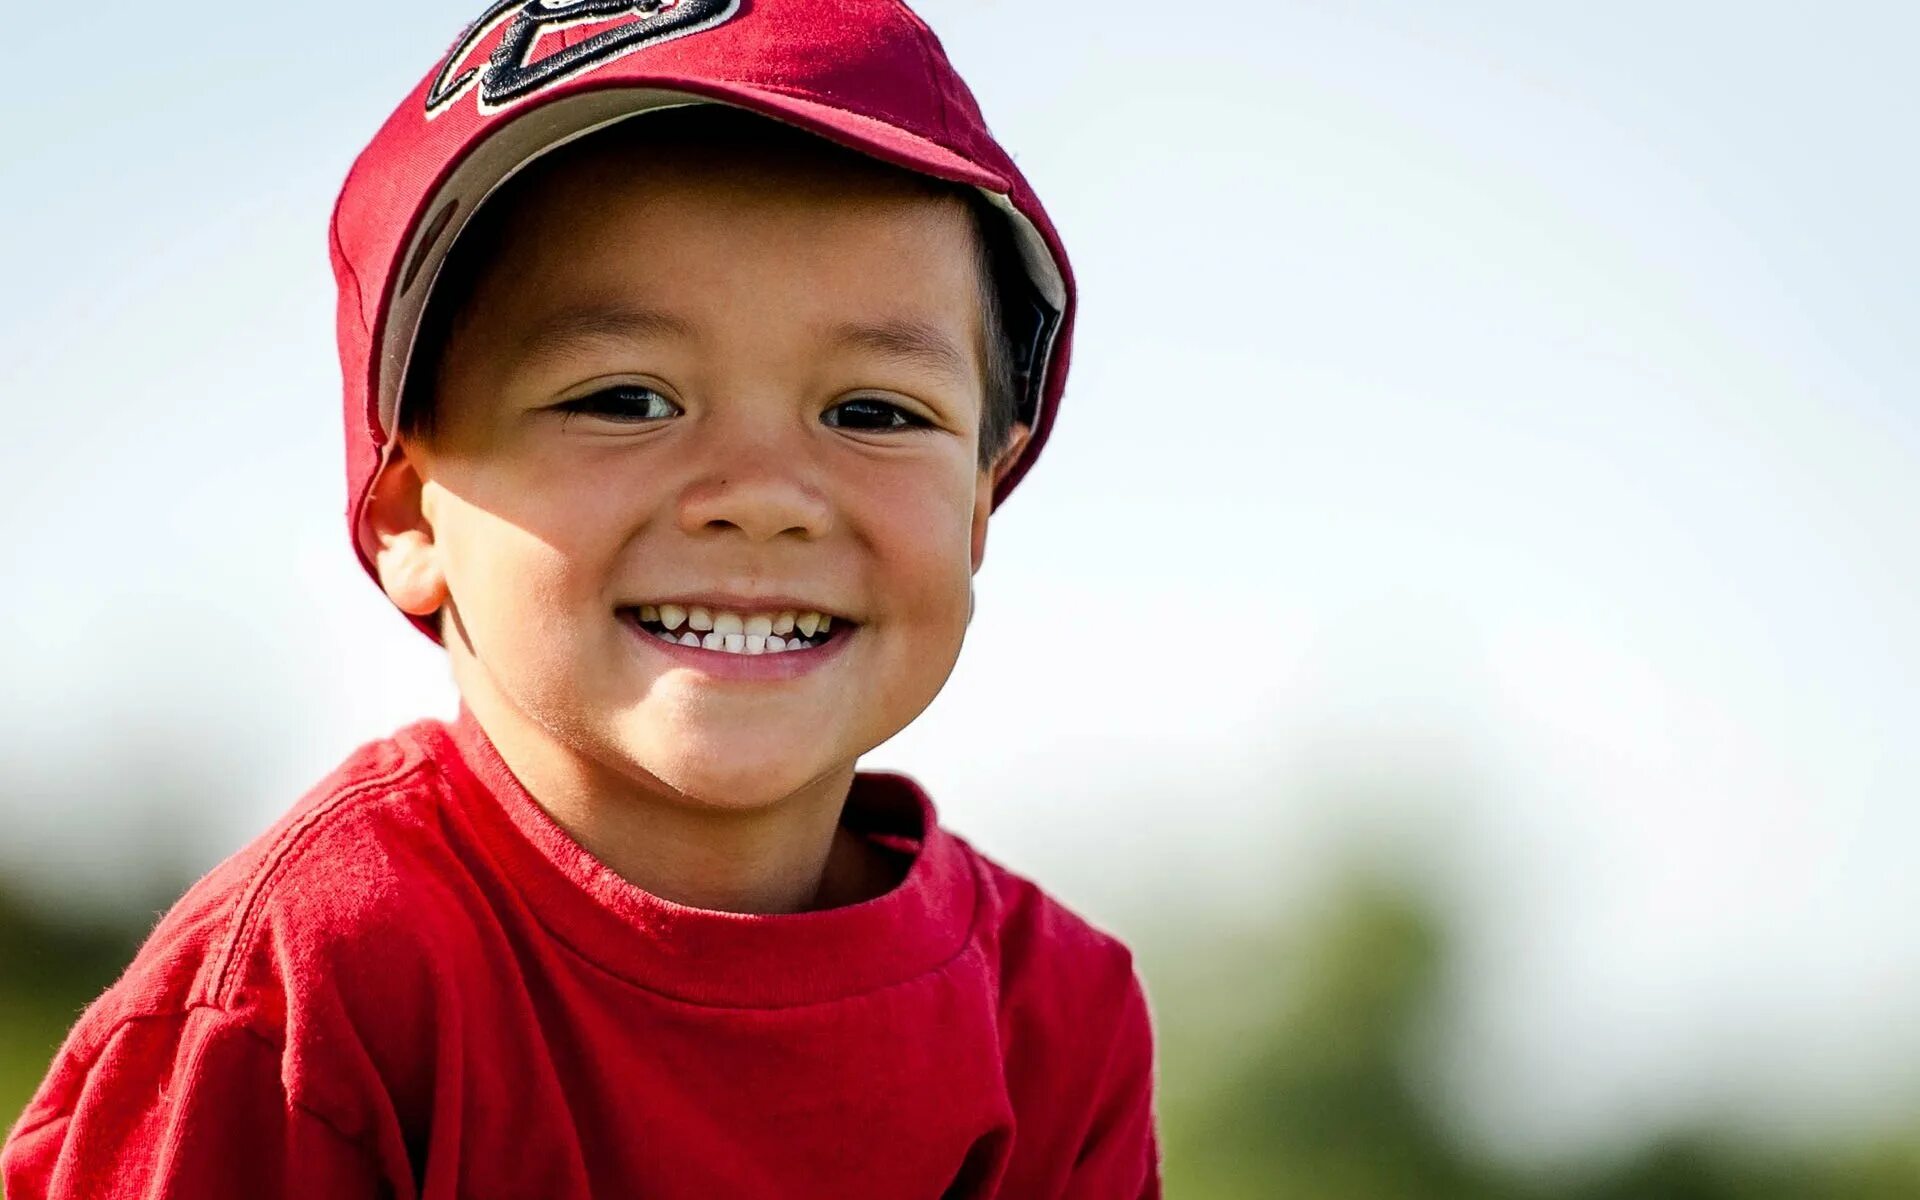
xmin=218 ymin=1014 xmax=381 ymax=1155
xmin=6 ymin=1002 xmax=375 ymax=1156
xmin=201 ymin=753 xmax=430 ymax=1009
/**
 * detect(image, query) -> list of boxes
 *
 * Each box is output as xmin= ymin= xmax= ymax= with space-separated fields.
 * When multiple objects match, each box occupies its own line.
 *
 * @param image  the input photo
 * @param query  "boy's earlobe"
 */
xmin=365 ymin=443 xmax=448 ymax=618
xmin=971 ymin=423 xmax=1034 ymax=574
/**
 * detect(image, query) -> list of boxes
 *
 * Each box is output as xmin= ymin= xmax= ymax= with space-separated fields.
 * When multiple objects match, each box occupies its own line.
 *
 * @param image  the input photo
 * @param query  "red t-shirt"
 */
xmin=3 ymin=705 xmax=1161 ymax=1198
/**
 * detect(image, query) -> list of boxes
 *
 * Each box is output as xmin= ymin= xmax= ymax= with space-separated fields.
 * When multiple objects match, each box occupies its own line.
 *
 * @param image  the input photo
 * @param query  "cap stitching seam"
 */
xmin=329 ymin=207 xmax=367 ymax=338
xmin=729 ymin=79 xmax=967 ymax=165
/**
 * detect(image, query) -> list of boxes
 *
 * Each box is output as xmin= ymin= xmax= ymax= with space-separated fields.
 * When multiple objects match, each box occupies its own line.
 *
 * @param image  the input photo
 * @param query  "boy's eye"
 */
xmin=823 ymin=397 xmax=929 ymax=432
xmin=556 ymin=385 xmax=680 ymax=424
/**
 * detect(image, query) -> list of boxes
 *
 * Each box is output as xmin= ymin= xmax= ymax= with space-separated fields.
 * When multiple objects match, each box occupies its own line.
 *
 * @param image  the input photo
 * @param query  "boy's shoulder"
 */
xmin=947 ymin=827 xmax=1149 ymax=1025
xmin=8 ymin=722 xmax=460 ymax=1144
xmin=946 ymin=831 xmax=1159 ymax=1174
xmin=66 ymin=721 xmax=457 ymax=1040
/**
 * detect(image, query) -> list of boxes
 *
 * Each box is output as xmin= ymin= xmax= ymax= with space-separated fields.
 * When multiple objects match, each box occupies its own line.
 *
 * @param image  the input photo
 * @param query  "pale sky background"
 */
xmin=2 ymin=0 xmax=1915 ymax=1174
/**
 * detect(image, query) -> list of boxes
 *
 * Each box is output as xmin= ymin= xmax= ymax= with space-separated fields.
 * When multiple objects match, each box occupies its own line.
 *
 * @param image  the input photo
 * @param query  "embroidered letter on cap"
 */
xmin=427 ymin=0 xmax=741 ymax=118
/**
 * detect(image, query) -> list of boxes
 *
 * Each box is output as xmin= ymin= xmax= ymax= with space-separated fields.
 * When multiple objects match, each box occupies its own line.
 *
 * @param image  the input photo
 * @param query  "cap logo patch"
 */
xmin=427 ymin=0 xmax=741 ymax=118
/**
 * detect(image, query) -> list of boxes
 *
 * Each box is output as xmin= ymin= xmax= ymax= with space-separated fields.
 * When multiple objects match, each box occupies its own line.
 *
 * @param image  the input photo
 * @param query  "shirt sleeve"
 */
xmin=1061 ymin=963 xmax=1163 ymax=1199
xmin=2 ymin=1005 xmax=393 ymax=1200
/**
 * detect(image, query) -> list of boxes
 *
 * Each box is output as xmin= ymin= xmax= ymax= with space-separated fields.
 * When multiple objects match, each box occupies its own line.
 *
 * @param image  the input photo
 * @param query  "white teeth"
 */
xmin=672 ymin=630 xmax=810 ymax=655
xmin=640 ymin=606 xmax=833 ymax=654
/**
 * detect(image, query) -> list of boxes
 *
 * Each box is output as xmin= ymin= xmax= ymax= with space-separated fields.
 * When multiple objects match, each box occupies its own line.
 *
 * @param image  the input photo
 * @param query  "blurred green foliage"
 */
xmin=0 ymin=884 xmax=148 ymax=1140
xmin=1135 ymin=867 xmax=1920 ymax=1199
xmin=4 ymin=866 xmax=1918 ymax=1197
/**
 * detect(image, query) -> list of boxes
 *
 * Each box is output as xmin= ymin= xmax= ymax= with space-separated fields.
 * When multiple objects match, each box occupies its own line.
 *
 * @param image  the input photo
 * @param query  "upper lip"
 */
xmin=617 ymin=593 xmax=859 ymax=623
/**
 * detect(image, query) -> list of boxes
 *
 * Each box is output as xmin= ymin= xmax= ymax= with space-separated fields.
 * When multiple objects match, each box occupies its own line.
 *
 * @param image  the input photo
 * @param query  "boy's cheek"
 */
xmin=881 ymin=537 xmax=976 ymax=646
xmin=868 ymin=487 xmax=975 ymax=579
xmin=858 ymin=453 xmax=980 ymax=534
xmin=437 ymin=516 xmax=601 ymax=640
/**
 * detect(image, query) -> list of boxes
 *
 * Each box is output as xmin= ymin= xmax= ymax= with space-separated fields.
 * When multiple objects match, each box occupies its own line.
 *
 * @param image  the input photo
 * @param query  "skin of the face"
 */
xmin=362 ymin=132 xmax=1031 ymax=912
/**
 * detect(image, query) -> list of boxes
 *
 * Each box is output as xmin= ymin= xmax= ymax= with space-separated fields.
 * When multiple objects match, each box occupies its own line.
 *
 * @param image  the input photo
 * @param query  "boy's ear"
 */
xmin=971 ymin=422 xmax=1033 ymax=574
xmin=365 ymin=441 xmax=449 ymax=618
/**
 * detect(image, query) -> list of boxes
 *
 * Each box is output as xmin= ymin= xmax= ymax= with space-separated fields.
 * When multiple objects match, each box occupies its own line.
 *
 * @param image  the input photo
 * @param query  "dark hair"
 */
xmin=398 ymin=105 xmax=1027 ymax=469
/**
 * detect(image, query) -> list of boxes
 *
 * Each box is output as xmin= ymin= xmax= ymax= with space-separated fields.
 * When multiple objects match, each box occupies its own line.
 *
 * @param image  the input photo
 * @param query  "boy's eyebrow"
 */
xmin=511 ymin=302 xmax=970 ymax=382
xmin=829 ymin=319 xmax=972 ymax=383
xmin=513 ymin=302 xmax=698 ymax=361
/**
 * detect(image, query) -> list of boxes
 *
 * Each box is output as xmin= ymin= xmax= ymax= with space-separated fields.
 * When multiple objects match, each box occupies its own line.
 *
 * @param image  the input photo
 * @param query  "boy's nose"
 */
xmin=675 ymin=444 xmax=834 ymax=543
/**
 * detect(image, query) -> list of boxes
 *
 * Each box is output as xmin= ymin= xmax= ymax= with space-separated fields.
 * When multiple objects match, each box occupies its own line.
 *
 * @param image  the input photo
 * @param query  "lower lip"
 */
xmin=618 ymin=613 xmax=855 ymax=681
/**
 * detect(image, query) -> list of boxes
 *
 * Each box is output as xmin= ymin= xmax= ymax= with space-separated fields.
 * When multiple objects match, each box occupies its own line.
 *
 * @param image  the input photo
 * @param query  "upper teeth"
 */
xmin=635 ymin=604 xmax=837 ymax=655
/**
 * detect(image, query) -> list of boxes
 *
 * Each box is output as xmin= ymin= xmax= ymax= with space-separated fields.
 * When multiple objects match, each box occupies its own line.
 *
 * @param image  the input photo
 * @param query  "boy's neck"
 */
xmin=455 ymin=678 xmax=892 ymax=916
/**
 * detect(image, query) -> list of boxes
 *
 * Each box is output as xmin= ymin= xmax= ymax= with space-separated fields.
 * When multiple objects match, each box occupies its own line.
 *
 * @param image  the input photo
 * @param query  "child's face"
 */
xmin=372 ymin=138 xmax=1027 ymax=810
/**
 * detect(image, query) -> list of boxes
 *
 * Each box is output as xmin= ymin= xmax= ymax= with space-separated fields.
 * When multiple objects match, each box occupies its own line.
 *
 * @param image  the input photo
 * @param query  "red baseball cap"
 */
xmin=331 ymin=0 xmax=1075 ymax=645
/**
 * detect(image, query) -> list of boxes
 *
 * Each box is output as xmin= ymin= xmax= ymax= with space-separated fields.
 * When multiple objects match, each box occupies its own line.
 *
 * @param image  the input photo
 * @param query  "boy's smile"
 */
xmin=617 ymin=595 xmax=855 ymax=678
xmin=365 ymin=117 xmax=1028 ymax=911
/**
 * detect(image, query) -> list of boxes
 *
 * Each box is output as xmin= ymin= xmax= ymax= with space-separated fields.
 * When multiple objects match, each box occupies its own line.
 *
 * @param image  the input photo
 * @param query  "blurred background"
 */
xmin=3 ymin=1 xmax=1916 ymax=1194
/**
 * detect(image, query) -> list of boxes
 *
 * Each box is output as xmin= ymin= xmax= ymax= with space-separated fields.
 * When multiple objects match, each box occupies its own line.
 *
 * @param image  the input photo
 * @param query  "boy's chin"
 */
xmin=624 ymin=735 xmax=853 ymax=812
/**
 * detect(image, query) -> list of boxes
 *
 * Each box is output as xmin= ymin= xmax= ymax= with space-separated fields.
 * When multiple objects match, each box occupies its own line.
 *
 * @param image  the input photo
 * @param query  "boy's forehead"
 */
xmin=417 ymin=145 xmax=991 ymax=421
xmin=457 ymin=133 xmax=985 ymax=334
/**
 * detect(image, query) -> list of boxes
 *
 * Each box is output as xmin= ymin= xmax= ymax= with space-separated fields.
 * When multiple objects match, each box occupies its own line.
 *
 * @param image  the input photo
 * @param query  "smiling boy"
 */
xmin=2 ymin=3 xmax=1160 ymax=1198
xmin=377 ymin=111 xmax=1028 ymax=919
